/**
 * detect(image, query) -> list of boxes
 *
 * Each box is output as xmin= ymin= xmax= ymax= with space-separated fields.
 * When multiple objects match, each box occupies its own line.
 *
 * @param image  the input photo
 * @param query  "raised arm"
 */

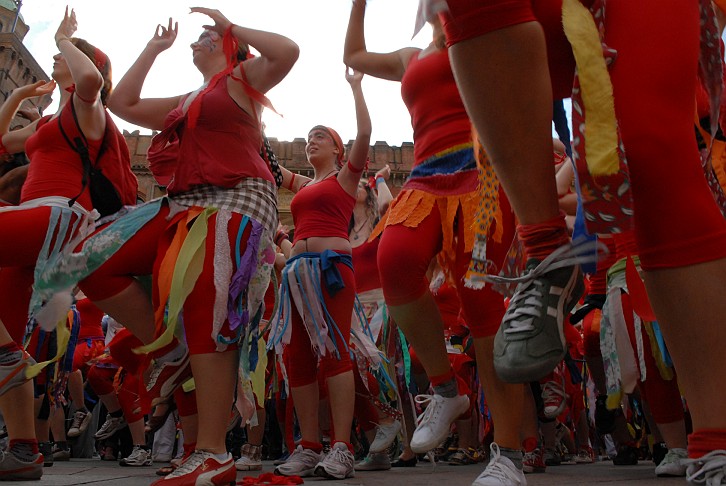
xmin=373 ymin=164 xmax=393 ymax=216
xmin=343 ymin=1 xmax=419 ymax=82
xmin=191 ymin=8 xmax=299 ymax=94
xmin=0 ymin=80 xmax=55 ymax=154
xmin=107 ymin=18 xmax=183 ymax=130
xmin=338 ymin=68 xmax=372 ymax=194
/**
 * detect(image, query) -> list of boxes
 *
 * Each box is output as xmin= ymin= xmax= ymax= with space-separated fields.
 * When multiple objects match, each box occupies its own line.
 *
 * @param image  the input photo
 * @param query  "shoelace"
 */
xmin=486 ymin=239 xmax=604 ymax=335
xmin=684 ymin=449 xmax=726 ymax=484
xmin=323 ymin=446 xmax=353 ymax=469
xmin=71 ymin=411 xmax=86 ymax=429
xmin=167 ymin=451 xmax=209 ymax=478
xmin=482 ymin=444 xmax=514 ymax=481
xmin=414 ymin=395 xmax=442 ymax=429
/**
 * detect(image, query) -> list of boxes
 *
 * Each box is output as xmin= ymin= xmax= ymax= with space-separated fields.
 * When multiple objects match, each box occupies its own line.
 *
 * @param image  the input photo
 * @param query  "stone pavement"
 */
xmin=34 ymin=459 xmax=686 ymax=485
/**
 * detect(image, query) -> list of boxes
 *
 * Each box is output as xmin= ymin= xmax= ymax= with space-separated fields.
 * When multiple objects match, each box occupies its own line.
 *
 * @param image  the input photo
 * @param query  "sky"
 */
xmin=17 ymin=0 xmax=437 ymax=146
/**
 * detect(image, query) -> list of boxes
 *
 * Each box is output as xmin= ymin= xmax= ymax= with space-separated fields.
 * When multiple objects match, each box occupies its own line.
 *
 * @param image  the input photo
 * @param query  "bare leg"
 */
xmin=290 ymin=382 xmax=320 ymax=444
xmin=50 ymin=406 xmax=67 ymax=443
xmin=326 ymin=370 xmax=355 ymax=444
xmin=644 ymin=259 xmax=726 ymax=431
xmin=473 ymin=336 xmax=524 ymax=449
xmin=247 ymin=408 xmax=266 ymax=446
xmin=388 ymin=293 xmax=450 ymax=378
xmin=449 ymin=22 xmax=559 ymax=225
xmin=67 ymin=370 xmax=84 ymax=409
xmin=190 ymin=351 xmax=238 ymax=454
xmin=0 ymin=382 xmax=36 ymax=441
xmin=92 ymin=282 xmax=155 ymax=344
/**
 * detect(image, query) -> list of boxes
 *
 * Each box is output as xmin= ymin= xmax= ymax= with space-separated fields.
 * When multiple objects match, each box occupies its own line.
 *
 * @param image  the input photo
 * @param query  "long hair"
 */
xmin=70 ymin=38 xmax=112 ymax=106
xmin=348 ymin=182 xmax=379 ymax=235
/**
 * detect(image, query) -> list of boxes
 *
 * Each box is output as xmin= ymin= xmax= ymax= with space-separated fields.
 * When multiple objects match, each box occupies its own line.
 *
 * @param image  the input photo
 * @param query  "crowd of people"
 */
xmin=0 ymin=1 xmax=725 ymax=486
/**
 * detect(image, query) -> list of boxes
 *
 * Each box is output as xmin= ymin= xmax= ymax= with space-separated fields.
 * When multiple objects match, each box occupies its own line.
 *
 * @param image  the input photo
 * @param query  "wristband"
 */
xmin=375 ymin=176 xmax=385 ymax=185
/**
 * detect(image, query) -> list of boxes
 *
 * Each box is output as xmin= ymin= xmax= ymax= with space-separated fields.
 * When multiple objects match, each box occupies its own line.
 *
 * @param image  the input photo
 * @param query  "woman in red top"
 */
xmin=34 ymin=8 xmax=299 ymax=486
xmin=269 ymin=68 xmax=371 ymax=480
xmin=344 ymin=4 xmax=521 ymax=483
xmin=0 ymin=8 xmax=115 ymax=479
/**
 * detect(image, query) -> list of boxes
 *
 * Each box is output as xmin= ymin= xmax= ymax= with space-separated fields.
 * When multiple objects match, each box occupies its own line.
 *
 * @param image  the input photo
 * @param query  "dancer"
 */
xmin=345 ymin=3 xmax=524 ymax=484
xmin=270 ymin=67 xmax=371 ymax=480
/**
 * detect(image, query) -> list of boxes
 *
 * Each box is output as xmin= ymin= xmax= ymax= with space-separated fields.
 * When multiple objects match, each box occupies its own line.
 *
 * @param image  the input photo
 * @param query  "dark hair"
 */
xmin=235 ymin=42 xmax=250 ymax=63
xmin=70 ymin=38 xmax=112 ymax=106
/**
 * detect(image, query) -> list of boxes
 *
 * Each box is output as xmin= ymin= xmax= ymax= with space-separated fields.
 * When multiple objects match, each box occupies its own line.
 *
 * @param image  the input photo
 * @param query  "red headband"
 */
xmin=311 ymin=125 xmax=344 ymax=163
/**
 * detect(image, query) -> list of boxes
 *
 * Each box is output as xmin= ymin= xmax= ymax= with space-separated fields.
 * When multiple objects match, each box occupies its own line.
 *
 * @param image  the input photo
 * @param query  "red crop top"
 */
xmin=290 ymin=175 xmax=355 ymax=243
xmin=21 ymin=114 xmax=102 ymax=210
xmin=400 ymin=48 xmax=472 ymax=165
xmin=162 ymin=76 xmax=274 ymax=194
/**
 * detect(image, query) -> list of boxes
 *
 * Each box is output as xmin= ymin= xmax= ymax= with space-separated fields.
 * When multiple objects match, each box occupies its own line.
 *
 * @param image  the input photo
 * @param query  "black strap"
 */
xmin=58 ymin=94 xmax=93 ymax=208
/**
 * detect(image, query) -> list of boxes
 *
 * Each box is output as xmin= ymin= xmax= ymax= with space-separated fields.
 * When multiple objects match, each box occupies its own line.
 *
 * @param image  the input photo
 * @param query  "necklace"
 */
xmin=312 ymin=169 xmax=338 ymax=184
xmin=351 ymin=216 xmax=370 ymax=241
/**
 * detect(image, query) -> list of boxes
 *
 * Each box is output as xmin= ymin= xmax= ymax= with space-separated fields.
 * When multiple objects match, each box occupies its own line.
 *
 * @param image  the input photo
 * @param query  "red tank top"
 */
xmin=352 ymin=237 xmax=381 ymax=292
xmin=400 ymin=49 xmax=471 ymax=164
xmin=21 ymin=114 xmax=102 ymax=209
xmin=166 ymin=76 xmax=274 ymax=194
xmin=291 ymin=175 xmax=355 ymax=243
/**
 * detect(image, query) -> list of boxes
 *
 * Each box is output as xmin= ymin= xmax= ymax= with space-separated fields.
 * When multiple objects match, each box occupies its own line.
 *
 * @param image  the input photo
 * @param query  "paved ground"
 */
xmin=33 ymin=458 xmax=687 ymax=485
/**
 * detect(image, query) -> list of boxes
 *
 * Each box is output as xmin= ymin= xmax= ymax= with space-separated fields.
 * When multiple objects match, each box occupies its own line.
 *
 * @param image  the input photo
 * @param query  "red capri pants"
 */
xmin=378 ymin=191 xmax=515 ymax=338
xmin=80 ymin=203 xmax=254 ymax=355
xmin=285 ymin=260 xmax=355 ymax=388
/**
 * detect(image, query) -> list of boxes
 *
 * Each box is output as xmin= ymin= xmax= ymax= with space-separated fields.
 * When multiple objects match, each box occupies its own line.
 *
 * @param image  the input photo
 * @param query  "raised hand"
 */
xmin=375 ymin=164 xmax=391 ymax=181
xmin=148 ymin=18 xmax=178 ymax=54
xmin=190 ymin=7 xmax=232 ymax=35
xmin=345 ymin=66 xmax=363 ymax=86
xmin=55 ymin=6 xmax=77 ymax=46
xmin=14 ymin=80 xmax=56 ymax=100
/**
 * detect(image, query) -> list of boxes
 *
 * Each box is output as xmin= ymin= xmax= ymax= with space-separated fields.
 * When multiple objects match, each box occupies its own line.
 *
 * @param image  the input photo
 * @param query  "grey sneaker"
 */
xmin=120 ymin=445 xmax=152 ymax=467
xmin=94 ymin=414 xmax=127 ymax=440
xmin=489 ymin=242 xmax=589 ymax=383
xmin=472 ymin=443 xmax=526 ymax=486
xmin=355 ymin=452 xmax=391 ymax=471
xmin=0 ymin=351 xmax=35 ymax=397
xmin=67 ymin=409 xmax=92 ymax=438
xmin=654 ymin=447 xmax=687 ymax=477
xmin=685 ymin=449 xmax=726 ymax=484
xmin=51 ymin=443 xmax=71 ymax=462
xmin=314 ymin=442 xmax=355 ymax=479
xmin=410 ymin=394 xmax=469 ymax=453
xmin=0 ymin=449 xmax=43 ymax=480
xmin=274 ymin=445 xmax=321 ymax=477
xmin=235 ymin=444 xmax=262 ymax=471
xmin=369 ymin=419 xmax=402 ymax=453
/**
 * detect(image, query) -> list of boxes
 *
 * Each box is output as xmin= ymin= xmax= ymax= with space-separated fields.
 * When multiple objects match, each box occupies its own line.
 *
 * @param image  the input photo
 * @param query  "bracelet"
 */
xmin=375 ymin=176 xmax=385 ymax=185
xmin=274 ymin=231 xmax=289 ymax=247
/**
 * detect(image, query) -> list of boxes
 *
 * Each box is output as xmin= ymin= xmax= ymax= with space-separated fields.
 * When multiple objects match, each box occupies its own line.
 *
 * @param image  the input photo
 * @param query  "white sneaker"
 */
xmin=369 ymin=419 xmax=402 ymax=453
xmin=67 ymin=410 xmax=92 ymax=438
xmin=684 ymin=449 xmax=726 ymax=484
xmin=410 ymin=394 xmax=469 ymax=453
xmin=654 ymin=447 xmax=687 ymax=477
xmin=94 ymin=414 xmax=127 ymax=440
xmin=119 ymin=445 xmax=152 ymax=467
xmin=235 ymin=444 xmax=262 ymax=471
xmin=314 ymin=442 xmax=355 ymax=479
xmin=274 ymin=445 xmax=322 ymax=477
xmin=472 ymin=443 xmax=527 ymax=486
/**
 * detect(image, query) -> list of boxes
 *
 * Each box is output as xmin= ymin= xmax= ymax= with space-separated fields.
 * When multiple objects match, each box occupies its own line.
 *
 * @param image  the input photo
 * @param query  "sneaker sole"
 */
xmin=494 ymin=270 xmax=583 ymax=383
xmin=314 ymin=465 xmax=354 ymax=479
xmin=274 ymin=466 xmax=316 ymax=477
xmin=235 ymin=464 xmax=262 ymax=471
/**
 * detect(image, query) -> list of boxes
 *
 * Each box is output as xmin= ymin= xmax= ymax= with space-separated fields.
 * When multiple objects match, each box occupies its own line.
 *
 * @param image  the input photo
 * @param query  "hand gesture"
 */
xmin=190 ymin=7 xmax=232 ymax=36
xmin=14 ymin=80 xmax=56 ymax=101
xmin=148 ymin=18 xmax=178 ymax=54
xmin=345 ymin=66 xmax=363 ymax=87
xmin=374 ymin=164 xmax=391 ymax=181
xmin=55 ymin=6 xmax=77 ymax=47
xmin=17 ymin=106 xmax=42 ymax=122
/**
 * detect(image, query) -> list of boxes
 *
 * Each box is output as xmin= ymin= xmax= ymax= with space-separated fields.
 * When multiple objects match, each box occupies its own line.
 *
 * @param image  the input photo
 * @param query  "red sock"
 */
xmin=522 ymin=436 xmax=538 ymax=453
xmin=183 ymin=442 xmax=196 ymax=459
xmin=300 ymin=440 xmax=323 ymax=453
xmin=688 ymin=429 xmax=726 ymax=458
xmin=429 ymin=369 xmax=455 ymax=388
xmin=518 ymin=212 xmax=570 ymax=261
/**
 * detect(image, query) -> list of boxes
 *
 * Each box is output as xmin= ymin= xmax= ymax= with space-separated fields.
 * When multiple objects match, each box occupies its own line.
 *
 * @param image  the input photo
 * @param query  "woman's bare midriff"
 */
xmin=291 ymin=236 xmax=352 ymax=257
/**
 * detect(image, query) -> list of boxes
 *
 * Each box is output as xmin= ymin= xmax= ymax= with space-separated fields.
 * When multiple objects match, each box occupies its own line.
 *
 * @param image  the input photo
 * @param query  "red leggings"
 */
xmin=87 ymin=364 xmax=144 ymax=423
xmin=81 ymin=204 xmax=254 ymax=355
xmin=285 ymin=260 xmax=355 ymax=388
xmin=377 ymin=193 xmax=514 ymax=338
xmin=0 ymin=207 xmax=82 ymax=342
xmin=443 ymin=0 xmax=726 ymax=269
